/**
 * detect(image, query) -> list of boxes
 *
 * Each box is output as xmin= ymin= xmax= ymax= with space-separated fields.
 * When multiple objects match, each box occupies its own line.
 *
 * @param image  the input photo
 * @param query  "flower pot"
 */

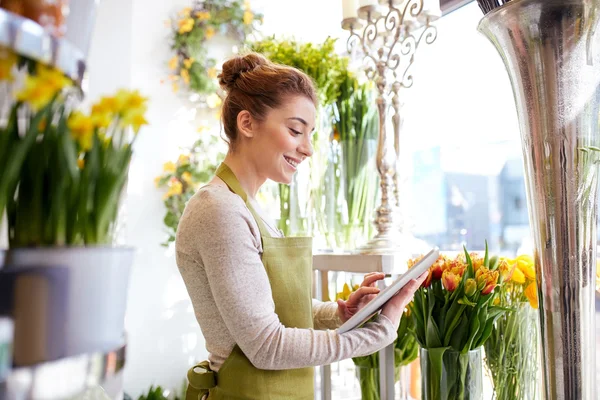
xmin=0 ymin=247 xmax=133 ymax=366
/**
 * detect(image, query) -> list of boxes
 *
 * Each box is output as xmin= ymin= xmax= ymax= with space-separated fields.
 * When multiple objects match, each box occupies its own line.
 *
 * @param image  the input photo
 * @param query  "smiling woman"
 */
xmin=174 ymin=52 xmax=428 ymax=399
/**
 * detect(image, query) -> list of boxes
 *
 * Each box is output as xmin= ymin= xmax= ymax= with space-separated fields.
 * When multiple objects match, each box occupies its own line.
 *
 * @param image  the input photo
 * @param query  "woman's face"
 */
xmin=248 ymin=95 xmax=316 ymax=184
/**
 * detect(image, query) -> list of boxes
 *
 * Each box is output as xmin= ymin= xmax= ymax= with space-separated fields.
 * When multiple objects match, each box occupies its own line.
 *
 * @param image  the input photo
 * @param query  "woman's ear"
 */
xmin=237 ymin=110 xmax=255 ymax=139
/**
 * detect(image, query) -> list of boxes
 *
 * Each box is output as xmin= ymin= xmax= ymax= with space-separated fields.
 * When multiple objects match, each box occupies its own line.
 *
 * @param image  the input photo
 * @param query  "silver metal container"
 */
xmin=478 ymin=0 xmax=600 ymax=398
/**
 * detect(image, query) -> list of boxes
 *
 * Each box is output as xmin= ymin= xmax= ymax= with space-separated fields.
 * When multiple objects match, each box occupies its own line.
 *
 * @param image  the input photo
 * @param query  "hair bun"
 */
xmin=218 ymin=53 xmax=270 ymax=91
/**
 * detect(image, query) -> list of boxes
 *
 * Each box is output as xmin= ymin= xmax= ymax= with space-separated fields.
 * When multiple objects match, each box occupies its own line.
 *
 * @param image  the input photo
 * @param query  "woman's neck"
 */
xmin=222 ymin=153 xmax=266 ymax=199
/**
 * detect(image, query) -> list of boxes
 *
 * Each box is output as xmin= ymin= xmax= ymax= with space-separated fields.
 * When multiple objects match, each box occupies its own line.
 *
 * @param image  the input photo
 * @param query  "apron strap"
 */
xmin=215 ymin=163 xmax=273 ymax=238
xmin=186 ymin=361 xmax=216 ymax=400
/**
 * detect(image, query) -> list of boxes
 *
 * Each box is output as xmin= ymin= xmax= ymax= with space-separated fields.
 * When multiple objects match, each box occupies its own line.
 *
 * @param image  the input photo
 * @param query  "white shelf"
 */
xmin=313 ymin=252 xmax=409 ymax=274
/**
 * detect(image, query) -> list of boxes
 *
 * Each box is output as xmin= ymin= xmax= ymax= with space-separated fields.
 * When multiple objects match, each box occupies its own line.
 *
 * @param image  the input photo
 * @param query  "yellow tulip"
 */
xmin=180 ymin=68 xmax=190 ymax=85
xmin=169 ymin=56 xmax=179 ymax=71
xmin=178 ymin=18 xmax=195 ymax=34
xmin=178 ymin=154 xmax=190 ymax=165
xmin=179 ymin=7 xmax=192 ymax=17
xmin=206 ymin=93 xmax=222 ymax=109
xmin=524 ymin=281 xmax=538 ymax=309
xmin=511 ymin=266 xmax=526 ymax=284
xmin=207 ymin=67 xmax=217 ymax=79
xmin=243 ymin=10 xmax=254 ymax=25
xmin=67 ymin=111 xmax=94 ymax=151
xmin=205 ymin=26 xmax=215 ymax=39
xmin=516 ymin=255 xmax=536 ymax=280
xmin=163 ymin=161 xmax=176 ymax=173
xmin=195 ymin=11 xmax=211 ymax=20
xmin=182 ymin=171 xmax=193 ymax=183
xmin=183 ymin=58 xmax=195 ymax=69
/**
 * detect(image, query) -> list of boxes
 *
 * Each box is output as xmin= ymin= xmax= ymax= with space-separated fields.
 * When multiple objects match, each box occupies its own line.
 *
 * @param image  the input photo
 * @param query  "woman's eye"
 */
xmin=290 ymin=128 xmax=302 ymax=135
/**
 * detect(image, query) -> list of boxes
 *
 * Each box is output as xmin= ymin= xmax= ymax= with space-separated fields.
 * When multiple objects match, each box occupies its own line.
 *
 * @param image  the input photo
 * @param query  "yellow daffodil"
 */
xmin=169 ymin=56 xmax=179 ymax=70
xmin=195 ymin=11 xmax=210 ymax=20
xmin=206 ymin=93 xmax=222 ymax=109
xmin=35 ymin=64 xmax=72 ymax=92
xmin=17 ymin=76 xmax=58 ymax=111
xmin=183 ymin=58 xmax=195 ymax=69
xmin=178 ymin=18 xmax=195 ymax=34
xmin=91 ymin=110 xmax=113 ymax=129
xmin=67 ymin=111 xmax=94 ymax=151
xmin=96 ymin=96 xmax=120 ymax=115
xmin=182 ymin=171 xmax=193 ymax=184
xmin=205 ymin=26 xmax=215 ymax=39
xmin=207 ymin=67 xmax=217 ymax=79
xmin=0 ymin=47 xmax=17 ymax=81
xmin=178 ymin=154 xmax=190 ymax=165
xmin=335 ymin=283 xmax=353 ymax=301
xmin=163 ymin=161 xmax=176 ymax=173
xmin=154 ymin=176 xmax=162 ymax=187
xmin=180 ymin=68 xmax=190 ymax=85
xmin=524 ymin=281 xmax=538 ymax=309
xmin=243 ymin=10 xmax=254 ymax=25
xmin=122 ymin=109 xmax=148 ymax=134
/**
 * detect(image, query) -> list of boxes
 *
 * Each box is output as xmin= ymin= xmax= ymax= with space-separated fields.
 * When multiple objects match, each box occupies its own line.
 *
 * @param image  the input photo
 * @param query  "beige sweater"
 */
xmin=175 ymin=184 xmax=397 ymax=371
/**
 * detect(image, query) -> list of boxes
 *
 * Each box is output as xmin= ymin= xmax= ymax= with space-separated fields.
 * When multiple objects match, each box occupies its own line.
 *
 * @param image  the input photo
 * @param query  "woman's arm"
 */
xmin=181 ymin=191 xmax=397 ymax=370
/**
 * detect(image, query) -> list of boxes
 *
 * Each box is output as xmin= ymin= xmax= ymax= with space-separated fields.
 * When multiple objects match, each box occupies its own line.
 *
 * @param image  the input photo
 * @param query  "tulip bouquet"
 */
xmin=0 ymin=48 xmax=148 ymax=247
xmin=408 ymin=245 xmax=509 ymax=400
xmin=484 ymin=255 xmax=539 ymax=400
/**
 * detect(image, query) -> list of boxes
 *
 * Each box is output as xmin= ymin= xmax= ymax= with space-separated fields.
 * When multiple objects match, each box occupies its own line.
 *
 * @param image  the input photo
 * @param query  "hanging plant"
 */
xmin=167 ymin=0 xmax=262 ymax=95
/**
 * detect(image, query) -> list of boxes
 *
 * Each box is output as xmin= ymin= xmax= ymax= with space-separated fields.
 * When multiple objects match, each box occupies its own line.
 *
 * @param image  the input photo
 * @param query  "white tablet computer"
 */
xmin=336 ymin=247 xmax=440 ymax=334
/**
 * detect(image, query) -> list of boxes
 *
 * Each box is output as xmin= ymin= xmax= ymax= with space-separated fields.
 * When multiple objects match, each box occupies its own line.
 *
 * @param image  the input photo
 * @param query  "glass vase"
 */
xmin=485 ymin=303 xmax=539 ymax=400
xmin=420 ymin=347 xmax=483 ymax=400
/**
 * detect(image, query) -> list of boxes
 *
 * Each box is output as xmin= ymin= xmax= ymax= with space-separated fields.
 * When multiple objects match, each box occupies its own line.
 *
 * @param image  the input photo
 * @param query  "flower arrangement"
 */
xmin=155 ymin=134 xmax=225 ymax=246
xmin=167 ymin=0 xmax=262 ymax=95
xmin=0 ymin=48 xmax=148 ymax=247
xmin=484 ymin=255 xmax=539 ymax=400
xmin=336 ymin=282 xmax=419 ymax=400
xmin=249 ymin=37 xmax=354 ymax=238
xmin=408 ymin=245 xmax=509 ymax=400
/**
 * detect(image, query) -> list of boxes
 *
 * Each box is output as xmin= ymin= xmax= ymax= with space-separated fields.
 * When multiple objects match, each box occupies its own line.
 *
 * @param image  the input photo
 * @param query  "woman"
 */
xmin=176 ymin=53 xmax=427 ymax=399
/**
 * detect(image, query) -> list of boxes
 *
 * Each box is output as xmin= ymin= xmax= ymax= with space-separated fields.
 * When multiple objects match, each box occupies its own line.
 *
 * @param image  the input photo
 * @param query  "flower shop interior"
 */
xmin=1 ymin=0 xmax=600 ymax=399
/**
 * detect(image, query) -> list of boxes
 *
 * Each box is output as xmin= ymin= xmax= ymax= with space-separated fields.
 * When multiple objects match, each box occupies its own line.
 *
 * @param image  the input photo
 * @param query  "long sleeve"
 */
xmin=312 ymin=299 xmax=343 ymax=330
xmin=176 ymin=185 xmax=397 ymax=371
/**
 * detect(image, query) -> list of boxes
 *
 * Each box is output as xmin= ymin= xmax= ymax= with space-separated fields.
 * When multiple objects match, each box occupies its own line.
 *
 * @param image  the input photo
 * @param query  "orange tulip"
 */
xmin=442 ymin=270 xmax=461 ymax=292
xmin=498 ymin=259 xmax=516 ymax=282
xmin=476 ymin=267 xmax=499 ymax=295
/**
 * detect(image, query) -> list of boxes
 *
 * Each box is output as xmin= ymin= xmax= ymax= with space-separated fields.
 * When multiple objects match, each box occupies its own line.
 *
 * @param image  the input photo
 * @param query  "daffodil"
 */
xmin=164 ymin=178 xmax=183 ymax=198
xmin=154 ymin=176 xmax=162 ymax=187
xmin=335 ymin=283 xmax=353 ymax=301
xmin=169 ymin=56 xmax=179 ymax=70
xmin=121 ymin=109 xmax=148 ymax=134
xmin=205 ymin=26 xmax=215 ymax=39
xmin=178 ymin=18 xmax=195 ymax=34
xmin=16 ymin=65 xmax=70 ymax=111
xmin=67 ymin=111 xmax=94 ymax=151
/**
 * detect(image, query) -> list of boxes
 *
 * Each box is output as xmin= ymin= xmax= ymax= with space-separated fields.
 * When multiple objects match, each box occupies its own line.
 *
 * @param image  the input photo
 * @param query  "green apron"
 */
xmin=186 ymin=163 xmax=315 ymax=400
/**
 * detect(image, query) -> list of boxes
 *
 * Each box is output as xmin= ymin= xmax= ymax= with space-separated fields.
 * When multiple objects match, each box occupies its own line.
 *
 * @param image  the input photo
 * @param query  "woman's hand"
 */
xmin=381 ymin=271 xmax=429 ymax=327
xmin=336 ymin=272 xmax=386 ymax=323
